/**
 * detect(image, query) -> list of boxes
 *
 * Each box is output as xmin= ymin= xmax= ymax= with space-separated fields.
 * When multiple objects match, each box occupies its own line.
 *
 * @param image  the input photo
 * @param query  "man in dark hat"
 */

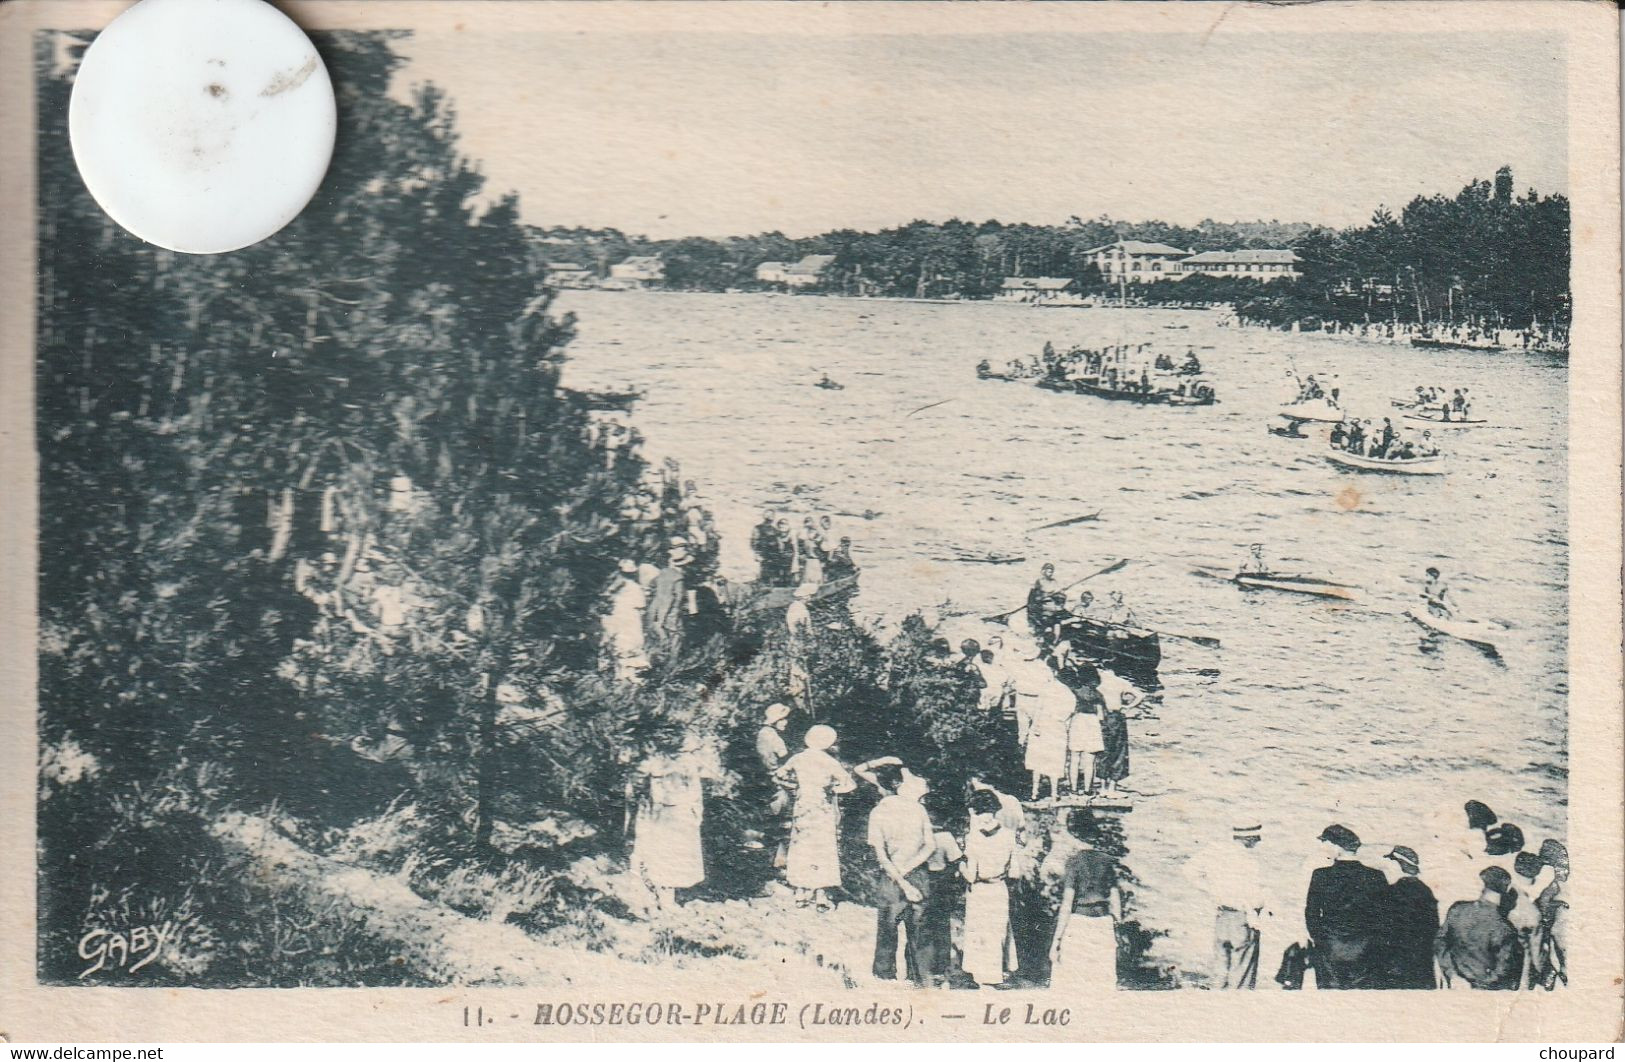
xmin=1382 ymin=846 xmax=1440 ymax=989
xmin=1436 ymin=866 xmax=1523 ymax=990
xmin=1304 ymin=824 xmax=1389 ymax=989
xmin=1484 ymin=822 xmax=1524 ymax=857
xmin=1464 ymin=800 xmax=1497 ymax=832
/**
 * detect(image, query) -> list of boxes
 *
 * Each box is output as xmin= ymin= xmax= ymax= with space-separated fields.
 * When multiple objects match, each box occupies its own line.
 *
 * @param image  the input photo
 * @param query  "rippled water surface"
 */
xmin=559 ymin=290 xmax=1569 ymax=981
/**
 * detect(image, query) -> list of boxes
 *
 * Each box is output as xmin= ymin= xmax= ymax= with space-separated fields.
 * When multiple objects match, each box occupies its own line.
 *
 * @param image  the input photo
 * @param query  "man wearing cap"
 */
xmin=1436 ymin=866 xmax=1524 ymax=990
xmin=1185 ymin=824 xmax=1268 ymax=989
xmin=1382 ymin=846 xmax=1440 ymax=989
xmin=1304 ymin=824 xmax=1389 ymax=989
xmin=868 ymin=771 xmax=937 ymax=986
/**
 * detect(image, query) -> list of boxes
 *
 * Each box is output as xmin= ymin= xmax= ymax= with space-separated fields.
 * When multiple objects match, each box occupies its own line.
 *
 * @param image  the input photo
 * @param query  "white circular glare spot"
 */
xmin=69 ymin=0 xmax=336 ymax=254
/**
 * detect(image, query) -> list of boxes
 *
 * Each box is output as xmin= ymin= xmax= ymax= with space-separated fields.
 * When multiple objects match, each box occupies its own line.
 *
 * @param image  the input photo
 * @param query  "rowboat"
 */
xmin=567 ymin=387 xmax=644 ymax=412
xmin=1278 ymin=398 xmax=1344 ymax=423
xmin=1324 ymin=449 xmax=1445 ymax=475
xmin=1404 ymin=608 xmax=1500 ymax=656
xmin=1403 ymin=413 xmax=1489 ymax=428
xmin=1073 ymin=381 xmax=1174 ymax=404
xmin=742 ymin=574 xmax=860 ymax=614
xmin=1052 ymin=616 xmax=1162 ymax=686
xmin=1233 ymin=572 xmax=1359 ymax=601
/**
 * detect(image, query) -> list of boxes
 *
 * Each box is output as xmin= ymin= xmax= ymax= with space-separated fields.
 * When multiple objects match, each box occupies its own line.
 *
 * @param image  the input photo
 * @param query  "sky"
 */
xmin=393 ymin=27 xmax=1568 ymax=239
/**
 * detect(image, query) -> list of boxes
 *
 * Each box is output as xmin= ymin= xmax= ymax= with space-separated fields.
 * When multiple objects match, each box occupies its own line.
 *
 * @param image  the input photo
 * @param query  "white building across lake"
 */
xmin=997 ymin=276 xmax=1078 ymax=303
xmin=1083 ymin=239 xmax=1192 ymax=284
xmin=607 ymin=255 xmax=666 ymax=289
xmin=1177 ymin=248 xmax=1301 ymax=281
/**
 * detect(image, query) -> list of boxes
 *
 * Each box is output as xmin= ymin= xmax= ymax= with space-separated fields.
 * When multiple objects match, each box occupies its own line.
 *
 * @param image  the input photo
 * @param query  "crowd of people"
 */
xmin=629 ymin=702 xmax=1129 ymax=991
xmin=599 ymin=460 xmax=731 ymax=682
xmin=1187 ymin=801 xmax=1568 ymax=991
xmin=750 ymin=510 xmax=859 ymax=589
xmin=1227 ymin=313 xmax=1570 ymax=356
xmin=1328 ymin=416 xmax=1440 ymax=461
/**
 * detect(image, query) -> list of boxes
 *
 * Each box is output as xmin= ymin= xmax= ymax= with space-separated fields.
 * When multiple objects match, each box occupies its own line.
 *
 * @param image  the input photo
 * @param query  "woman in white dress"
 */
xmin=1024 ymin=661 xmax=1073 ymax=800
xmin=774 ymin=724 xmax=856 ymax=910
xmin=961 ymin=789 xmax=1015 ymax=986
xmin=632 ymin=734 xmax=720 ymax=912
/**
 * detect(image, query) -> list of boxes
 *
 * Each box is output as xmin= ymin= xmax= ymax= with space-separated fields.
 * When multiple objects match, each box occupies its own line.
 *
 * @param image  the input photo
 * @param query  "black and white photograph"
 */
xmin=2 ymin=0 xmax=1620 ymax=1045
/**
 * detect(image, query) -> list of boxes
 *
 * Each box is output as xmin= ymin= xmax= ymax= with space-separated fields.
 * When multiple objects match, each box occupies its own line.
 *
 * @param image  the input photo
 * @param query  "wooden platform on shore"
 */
xmin=1020 ymin=797 xmax=1133 ymax=814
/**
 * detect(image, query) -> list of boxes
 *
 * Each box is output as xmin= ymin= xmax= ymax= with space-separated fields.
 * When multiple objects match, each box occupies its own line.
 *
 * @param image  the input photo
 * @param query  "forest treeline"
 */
xmin=35 ymin=32 xmax=1035 ymax=987
xmin=541 ymin=167 xmax=1570 ymax=333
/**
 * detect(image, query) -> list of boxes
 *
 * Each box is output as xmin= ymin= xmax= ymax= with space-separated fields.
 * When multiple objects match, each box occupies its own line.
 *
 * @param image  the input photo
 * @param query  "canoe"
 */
xmin=1278 ymin=399 xmax=1344 ymax=423
xmin=1404 ymin=608 xmax=1500 ymax=655
xmin=1324 ymin=449 xmax=1445 ymax=475
xmin=1411 ymin=337 xmax=1507 ymax=353
xmin=937 ymin=552 xmax=1027 ymax=566
xmin=1233 ymin=572 xmax=1359 ymax=601
xmin=1403 ymin=413 xmax=1489 ymax=428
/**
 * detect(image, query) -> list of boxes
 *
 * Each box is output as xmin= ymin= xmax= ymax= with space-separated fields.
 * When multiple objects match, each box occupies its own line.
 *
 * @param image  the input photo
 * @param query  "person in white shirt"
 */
xmin=1184 ymin=824 xmax=1270 ymax=989
xmin=868 ymin=773 xmax=937 ymax=985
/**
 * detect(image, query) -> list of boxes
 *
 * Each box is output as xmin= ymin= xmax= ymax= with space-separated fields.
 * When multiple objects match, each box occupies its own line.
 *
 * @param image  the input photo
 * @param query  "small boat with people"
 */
xmin=1323 ymin=448 xmax=1445 ymax=475
xmin=815 ymin=375 xmax=845 ymax=391
xmin=1054 ymin=616 xmax=1163 ymax=686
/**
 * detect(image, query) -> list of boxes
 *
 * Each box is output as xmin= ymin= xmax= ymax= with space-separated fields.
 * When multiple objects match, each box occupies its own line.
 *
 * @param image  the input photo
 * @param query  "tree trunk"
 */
xmin=474 ymin=657 xmax=505 ymax=851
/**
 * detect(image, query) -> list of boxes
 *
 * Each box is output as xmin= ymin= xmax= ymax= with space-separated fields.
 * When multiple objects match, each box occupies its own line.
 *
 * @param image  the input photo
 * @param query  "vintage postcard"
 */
xmin=0 ymin=0 xmax=1619 ymax=1044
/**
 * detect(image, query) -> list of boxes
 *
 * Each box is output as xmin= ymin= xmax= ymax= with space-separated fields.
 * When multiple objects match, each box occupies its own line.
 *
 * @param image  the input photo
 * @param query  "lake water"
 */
xmin=558 ymin=289 xmax=1569 ymax=983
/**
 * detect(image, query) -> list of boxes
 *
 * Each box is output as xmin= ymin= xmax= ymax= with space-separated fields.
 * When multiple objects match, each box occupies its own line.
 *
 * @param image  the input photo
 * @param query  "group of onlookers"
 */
xmin=600 ymin=467 xmax=731 ymax=682
xmin=1190 ymin=800 xmax=1568 ymax=991
xmin=754 ymin=708 xmax=1124 ymax=990
xmin=751 ymin=510 xmax=858 ymax=589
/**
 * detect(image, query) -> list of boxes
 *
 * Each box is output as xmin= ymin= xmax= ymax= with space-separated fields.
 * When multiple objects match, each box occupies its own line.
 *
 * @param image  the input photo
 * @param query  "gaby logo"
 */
xmin=77 ymin=922 xmax=177 ymax=978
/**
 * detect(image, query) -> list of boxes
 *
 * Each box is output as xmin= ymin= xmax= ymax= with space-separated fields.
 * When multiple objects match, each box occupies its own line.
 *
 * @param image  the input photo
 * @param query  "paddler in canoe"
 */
xmin=1422 ymin=566 xmax=1455 ymax=618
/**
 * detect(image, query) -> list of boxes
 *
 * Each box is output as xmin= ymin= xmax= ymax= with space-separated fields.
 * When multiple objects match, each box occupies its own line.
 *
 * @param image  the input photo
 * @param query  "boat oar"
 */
xmin=1030 ymin=511 xmax=1102 ymax=532
xmin=980 ymin=558 xmax=1129 ymax=624
xmin=1098 ymin=616 xmax=1221 ymax=649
